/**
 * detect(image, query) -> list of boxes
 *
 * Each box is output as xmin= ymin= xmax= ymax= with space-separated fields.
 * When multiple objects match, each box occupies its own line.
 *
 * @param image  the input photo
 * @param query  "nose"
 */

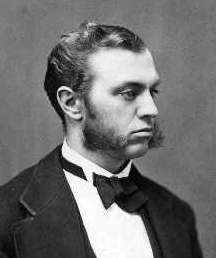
xmin=136 ymin=91 xmax=158 ymax=119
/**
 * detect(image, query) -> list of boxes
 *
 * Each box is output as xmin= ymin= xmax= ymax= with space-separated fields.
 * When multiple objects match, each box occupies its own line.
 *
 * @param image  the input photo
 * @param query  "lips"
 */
xmin=133 ymin=128 xmax=153 ymax=133
xmin=131 ymin=128 xmax=153 ymax=138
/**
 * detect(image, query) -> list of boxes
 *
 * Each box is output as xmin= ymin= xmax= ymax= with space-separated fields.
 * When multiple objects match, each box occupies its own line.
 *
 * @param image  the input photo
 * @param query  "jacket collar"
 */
xmin=19 ymin=145 xmax=65 ymax=216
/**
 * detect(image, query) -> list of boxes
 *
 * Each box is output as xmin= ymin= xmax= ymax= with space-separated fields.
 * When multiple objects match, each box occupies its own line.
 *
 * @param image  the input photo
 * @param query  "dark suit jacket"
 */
xmin=0 ymin=146 xmax=203 ymax=258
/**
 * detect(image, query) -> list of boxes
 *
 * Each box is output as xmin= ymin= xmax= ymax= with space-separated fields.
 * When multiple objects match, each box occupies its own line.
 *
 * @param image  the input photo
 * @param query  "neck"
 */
xmin=65 ymin=133 xmax=126 ymax=174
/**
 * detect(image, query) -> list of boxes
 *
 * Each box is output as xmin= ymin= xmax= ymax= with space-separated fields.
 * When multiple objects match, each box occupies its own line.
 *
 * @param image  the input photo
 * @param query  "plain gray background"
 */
xmin=0 ymin=0 xmax=215 ymax=257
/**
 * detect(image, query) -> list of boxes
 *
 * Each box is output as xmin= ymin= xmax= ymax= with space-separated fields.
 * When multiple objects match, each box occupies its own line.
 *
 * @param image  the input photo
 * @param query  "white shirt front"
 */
xmin=62 ymin=140 xmax=153 ymax=258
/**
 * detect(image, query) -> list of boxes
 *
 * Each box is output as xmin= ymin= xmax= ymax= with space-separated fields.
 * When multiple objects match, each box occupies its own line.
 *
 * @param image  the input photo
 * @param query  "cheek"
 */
xmin=87 ymin=94 xmax=136 ymax=131
xmin=107 ymin=107 xmax=136 ymax=133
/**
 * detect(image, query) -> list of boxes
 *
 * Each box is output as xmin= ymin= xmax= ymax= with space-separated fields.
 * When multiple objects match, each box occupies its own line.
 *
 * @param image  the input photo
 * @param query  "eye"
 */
xmin=120 ymin=90 xmax=137 ymax=101
xmin=150 ymin=88 xmax=159 ymax=98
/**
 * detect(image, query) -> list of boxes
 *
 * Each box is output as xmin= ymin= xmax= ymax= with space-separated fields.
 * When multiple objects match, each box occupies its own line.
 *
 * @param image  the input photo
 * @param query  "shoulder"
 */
xmin=133 ymin=167 xmax=203 ymax=257
xmin=0 ymin=164 xmax=37 ymax=251
xmin=0 ymin=164 xmax=35 ymax=202
xmin=0 ymin=145 xmax=62 ymax=247
xmin=0 ymin=165 xmax=37 ymax=226
xmin=0 ymin=145 xmax=61 ymax=199
xmin=132 ymin=165 xmax=196 ymax=223
xmin=0 ymin=145 xmax=62 ymax=216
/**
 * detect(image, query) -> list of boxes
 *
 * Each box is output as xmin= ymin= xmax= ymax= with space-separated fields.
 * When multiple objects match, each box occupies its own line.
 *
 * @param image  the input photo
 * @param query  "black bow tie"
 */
xmin=93 ymin=173 xmax=147 ymax=212
xmin=60 ymin=154 xmax=147 ymax=213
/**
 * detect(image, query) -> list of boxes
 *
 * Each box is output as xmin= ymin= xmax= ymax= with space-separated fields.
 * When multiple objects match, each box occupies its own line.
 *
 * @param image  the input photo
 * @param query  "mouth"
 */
xmin=131 ymin=128 xmax=153 ymax=137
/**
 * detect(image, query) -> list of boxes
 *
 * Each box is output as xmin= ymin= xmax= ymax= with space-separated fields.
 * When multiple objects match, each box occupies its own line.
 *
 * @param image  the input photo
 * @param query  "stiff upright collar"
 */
xmin=62 ymin=139 xmax=132 ymax=184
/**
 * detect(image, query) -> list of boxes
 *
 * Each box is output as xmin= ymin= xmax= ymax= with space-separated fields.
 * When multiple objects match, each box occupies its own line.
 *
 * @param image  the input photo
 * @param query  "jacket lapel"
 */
xmin=131 ymin=165 xmax=192 ymax=258
xmin=12 ymin=146 xmax=88 ymax=258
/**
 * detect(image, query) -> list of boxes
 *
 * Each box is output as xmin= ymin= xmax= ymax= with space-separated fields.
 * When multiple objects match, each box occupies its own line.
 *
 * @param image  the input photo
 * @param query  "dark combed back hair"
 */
xmin=44 ymin=21 xmax=147 ymax=124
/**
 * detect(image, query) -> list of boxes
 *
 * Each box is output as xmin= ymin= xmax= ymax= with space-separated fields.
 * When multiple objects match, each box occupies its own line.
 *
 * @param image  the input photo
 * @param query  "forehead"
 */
xmin=88 ymin=48 xmax=159 ymax=86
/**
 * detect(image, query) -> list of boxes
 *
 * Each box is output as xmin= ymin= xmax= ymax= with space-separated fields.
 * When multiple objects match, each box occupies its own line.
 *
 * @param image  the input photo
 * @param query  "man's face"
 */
xmin=82 ymin=48 xmax=160 ymax=161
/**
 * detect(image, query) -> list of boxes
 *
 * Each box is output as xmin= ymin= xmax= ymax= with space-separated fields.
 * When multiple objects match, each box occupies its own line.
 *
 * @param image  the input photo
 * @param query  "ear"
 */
xmin=57 ymin=86 xmax=83 ymax=121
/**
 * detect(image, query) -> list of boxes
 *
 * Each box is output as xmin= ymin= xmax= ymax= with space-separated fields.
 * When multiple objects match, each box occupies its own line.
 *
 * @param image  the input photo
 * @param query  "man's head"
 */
xmin=44 ymin=22 xmax=163 ymax=161
xmin=44 ymin=22 xmax=146 ymax=124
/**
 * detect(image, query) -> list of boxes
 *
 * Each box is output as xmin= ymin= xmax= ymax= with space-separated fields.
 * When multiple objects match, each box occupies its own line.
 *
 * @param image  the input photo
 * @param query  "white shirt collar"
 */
xmin=62 ymin=139 xmax=132 ymax=184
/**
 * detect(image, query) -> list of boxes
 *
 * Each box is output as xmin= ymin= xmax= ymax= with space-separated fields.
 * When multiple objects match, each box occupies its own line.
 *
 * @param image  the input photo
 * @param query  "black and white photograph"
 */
xmin=0 ymin=1 xmax=215 ymax=257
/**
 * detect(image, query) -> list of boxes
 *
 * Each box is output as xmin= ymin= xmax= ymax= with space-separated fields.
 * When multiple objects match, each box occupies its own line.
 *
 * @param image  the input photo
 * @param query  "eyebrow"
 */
xmin=113 ymin=79 xmax=161 ymax=93
xmin=149 ymin=79 xmax=161 ymax=89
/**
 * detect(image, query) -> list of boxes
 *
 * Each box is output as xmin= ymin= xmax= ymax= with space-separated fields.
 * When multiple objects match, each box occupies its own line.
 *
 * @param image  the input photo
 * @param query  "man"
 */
xmin=0 ymin=22 xmax=202 ymax=258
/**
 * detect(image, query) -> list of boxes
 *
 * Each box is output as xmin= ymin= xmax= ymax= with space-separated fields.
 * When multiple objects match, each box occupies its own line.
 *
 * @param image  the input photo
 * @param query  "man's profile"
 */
xmin=0 ymin=22 xmax=202 ymax=258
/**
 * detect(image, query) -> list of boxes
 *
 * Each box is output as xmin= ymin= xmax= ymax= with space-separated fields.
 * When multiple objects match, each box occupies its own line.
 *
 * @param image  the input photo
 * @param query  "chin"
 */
xmin=123 ymin=142 xmax=149 ymax=160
